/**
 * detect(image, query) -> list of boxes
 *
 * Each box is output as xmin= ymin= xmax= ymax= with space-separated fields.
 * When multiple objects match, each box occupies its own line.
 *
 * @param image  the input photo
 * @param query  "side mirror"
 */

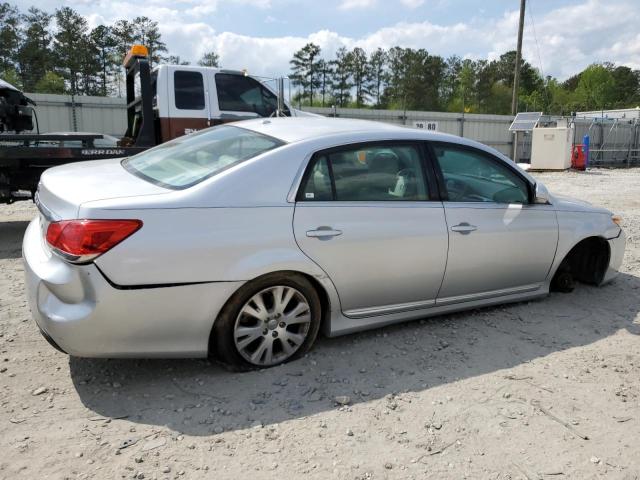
xmin=534 ymin=182 xmax=551 ymax=204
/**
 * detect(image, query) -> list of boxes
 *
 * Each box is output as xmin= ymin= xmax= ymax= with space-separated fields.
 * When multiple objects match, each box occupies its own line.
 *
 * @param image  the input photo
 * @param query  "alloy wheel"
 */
xmin=233 ymin=285 xmax=312 ymax=366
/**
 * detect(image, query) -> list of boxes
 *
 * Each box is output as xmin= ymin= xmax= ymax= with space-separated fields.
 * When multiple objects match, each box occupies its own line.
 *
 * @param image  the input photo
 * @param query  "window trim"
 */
xmin=425 ymin=141 xmax=534 ymax=204
xmin=173 ymin=70 xmax=205 ymax=111
xmin=295 ymin=140 xmax=436 ymax=203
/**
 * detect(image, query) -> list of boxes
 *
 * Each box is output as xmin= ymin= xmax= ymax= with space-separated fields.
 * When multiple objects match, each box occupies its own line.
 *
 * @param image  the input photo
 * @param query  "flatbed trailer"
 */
xmin=0 ymin=134 xmax=146 ymax=202
xmin=0 ymin=45 xmax=157 ymax=204
xmin=0 ymin=44 xmax=297 ymax=204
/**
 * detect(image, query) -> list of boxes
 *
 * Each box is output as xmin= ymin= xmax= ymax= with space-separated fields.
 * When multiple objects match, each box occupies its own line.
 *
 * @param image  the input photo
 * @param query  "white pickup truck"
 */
xmin=151 ymin=64 xmax=310 ymax=141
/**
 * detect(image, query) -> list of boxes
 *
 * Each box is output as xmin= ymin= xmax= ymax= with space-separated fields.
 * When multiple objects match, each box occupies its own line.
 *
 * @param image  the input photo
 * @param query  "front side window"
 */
xmin=216 ymin=73 xmax=285 ymax=117
xmin=123 ymin=125 xmax=284 ymax=189
xmin=174 ymin=71 xmax=205 ymax=110
xmin=433 ymin=143 xmax=529 ymax=204
xmin=299 ymin=144 xmax=428 ymax=201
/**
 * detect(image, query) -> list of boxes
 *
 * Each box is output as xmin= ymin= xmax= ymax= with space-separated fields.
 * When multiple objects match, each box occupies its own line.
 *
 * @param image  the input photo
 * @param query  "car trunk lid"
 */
xmin=36 ymin=158 xmax=169 ymax=220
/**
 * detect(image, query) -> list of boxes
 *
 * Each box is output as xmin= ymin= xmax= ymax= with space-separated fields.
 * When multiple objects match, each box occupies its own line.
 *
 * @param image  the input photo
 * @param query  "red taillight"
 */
xmin=46 ymin=219 xmax=142 ymax=263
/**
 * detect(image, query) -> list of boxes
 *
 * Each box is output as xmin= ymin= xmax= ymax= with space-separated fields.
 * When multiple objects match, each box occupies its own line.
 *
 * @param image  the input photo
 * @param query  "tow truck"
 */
xmin=0 ymin=45 xmax=303 ymax=203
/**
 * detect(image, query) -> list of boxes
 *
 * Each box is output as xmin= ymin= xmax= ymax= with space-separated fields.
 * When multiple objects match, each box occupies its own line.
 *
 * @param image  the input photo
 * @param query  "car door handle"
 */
xmin=306 ymin=227 xmax=343 ymax=238
xmin=450 ymin=223 xmax=477 ymax=234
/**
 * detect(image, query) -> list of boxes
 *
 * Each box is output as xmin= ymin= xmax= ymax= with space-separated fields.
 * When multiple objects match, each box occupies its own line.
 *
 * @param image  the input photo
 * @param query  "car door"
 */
xmin=428 ymin=141 xmax=558 ymax=303
xmin=293 ymin=141 xmax=449 ymax=318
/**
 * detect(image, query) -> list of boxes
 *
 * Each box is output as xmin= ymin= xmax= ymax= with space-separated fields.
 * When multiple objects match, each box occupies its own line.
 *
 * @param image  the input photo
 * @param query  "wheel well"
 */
xmin=297 ymin=272 xmax=331 ymax=335
xmin=556 ymin=236 xmax=610 ymax=285
xmin=207 ymin=270 xmax=332 ymax=357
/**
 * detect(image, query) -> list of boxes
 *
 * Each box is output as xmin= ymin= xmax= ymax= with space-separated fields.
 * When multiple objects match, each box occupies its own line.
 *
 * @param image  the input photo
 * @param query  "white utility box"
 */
xmin=530 ymin=126 xmax=573 ymax=170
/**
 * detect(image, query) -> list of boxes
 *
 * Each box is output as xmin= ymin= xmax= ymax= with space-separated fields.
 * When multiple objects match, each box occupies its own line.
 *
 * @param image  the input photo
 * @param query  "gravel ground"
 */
xmin=1 ymin=168 xmax=639 ymax=480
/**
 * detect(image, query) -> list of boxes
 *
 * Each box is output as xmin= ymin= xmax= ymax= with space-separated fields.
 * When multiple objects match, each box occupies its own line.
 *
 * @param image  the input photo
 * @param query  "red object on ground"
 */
xmin=572 ymin=144 xmax=586 ymax=170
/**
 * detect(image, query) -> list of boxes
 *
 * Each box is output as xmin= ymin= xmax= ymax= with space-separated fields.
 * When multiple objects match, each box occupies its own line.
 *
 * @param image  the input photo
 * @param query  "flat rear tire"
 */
xmin=211 ymin=272 xmax=321 ymax=370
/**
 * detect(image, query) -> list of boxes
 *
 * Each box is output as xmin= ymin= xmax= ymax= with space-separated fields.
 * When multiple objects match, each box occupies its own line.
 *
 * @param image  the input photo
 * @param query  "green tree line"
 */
xmin=290 ymin=43 xmax=640 ymax=115
xmin=0 ymin=2 xmax=219 ymax=96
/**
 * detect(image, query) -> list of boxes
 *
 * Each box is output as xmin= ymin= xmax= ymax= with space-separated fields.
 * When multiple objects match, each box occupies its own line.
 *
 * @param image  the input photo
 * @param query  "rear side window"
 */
xmin=301 ymin=157 xmax=333 ymax=201
xmin=174 ymin=71 xmax=205 ymax=110
xmin=123 ymin=125 xmax=284 ymax=189
xmin=299 ymin=144 xmax=429 ymax=201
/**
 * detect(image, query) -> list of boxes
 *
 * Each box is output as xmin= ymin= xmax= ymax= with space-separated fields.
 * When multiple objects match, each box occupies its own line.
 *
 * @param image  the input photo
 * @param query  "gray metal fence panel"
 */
xmin=25 ymin=93 xmax=127 ymax=137
xmin=25 ymin=95 xmax=637 ymax=166
xmin=303 ymin=107 xmax=515 ymax=156
xmin=572 ymin=118 xmax=640 ymax=167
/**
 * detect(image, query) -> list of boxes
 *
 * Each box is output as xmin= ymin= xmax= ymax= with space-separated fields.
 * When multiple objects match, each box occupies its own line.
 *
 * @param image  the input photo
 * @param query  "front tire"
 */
xmin=551 ymin=269 xmax=575 ymax=293
xmin=211 ymin=273 xmax=321 ymax=369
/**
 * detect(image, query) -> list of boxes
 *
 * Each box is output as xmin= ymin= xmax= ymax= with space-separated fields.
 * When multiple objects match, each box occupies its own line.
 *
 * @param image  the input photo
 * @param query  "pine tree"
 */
xmin=329 ymin=47 xmax=352 ymax=107
xmin=289 ymin=43 xmax=321 ymax=106
xmin=198 ymin=51 xmax=220 ymax=67
xmin=16 ymin=7 xmax=52 ymax=91
xmin=167 ymin=55 xmax=190 ymax=65
xmin=79 ymin=33 xmax=101 ymax=95
xmin=111 ymin=19 xmax=135 ymax=96
xmin=369 ymin=48 xmax=387 ymax=107
xmin=0 ymin=2 xmax=20 ymax=74
xmin=347 ymin=47 xmax=371 ymax=107
xmin=383 ymin=47 xmax=408 ymax=108
xmin=132 ymin=16 xmax=167 ymax=67
xmin=90 ymin=25 xmax=118 ymax=96
xmin=441 ymin=55 xmax=462 ymax=109
xmin=113 ymin=19 xmax=135 ymax=59
xmin=316 ymin=59 xmax=333 ymax=107
xmin=53 ymin=7 xmax=88 ymax=95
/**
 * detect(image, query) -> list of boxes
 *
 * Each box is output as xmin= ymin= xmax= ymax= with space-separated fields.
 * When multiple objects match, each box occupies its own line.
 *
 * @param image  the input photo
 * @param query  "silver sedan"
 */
xmin=23 ymin=118 xmax=626 ymax=368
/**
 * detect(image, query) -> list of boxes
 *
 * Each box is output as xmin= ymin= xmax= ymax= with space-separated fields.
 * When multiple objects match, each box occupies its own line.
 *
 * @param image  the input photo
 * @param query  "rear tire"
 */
xmin=211 ymin=272 xmax=321 ymax=370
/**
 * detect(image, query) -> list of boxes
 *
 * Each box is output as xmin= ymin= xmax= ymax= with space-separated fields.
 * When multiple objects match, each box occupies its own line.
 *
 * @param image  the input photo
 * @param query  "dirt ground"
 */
xmin=1 ymin=168 xmax=639 ymax=480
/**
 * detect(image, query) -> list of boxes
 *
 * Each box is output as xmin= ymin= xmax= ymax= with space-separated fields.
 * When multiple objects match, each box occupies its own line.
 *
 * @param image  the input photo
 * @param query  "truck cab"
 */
xmin=152 ymin=65 xmax=302 ymax=142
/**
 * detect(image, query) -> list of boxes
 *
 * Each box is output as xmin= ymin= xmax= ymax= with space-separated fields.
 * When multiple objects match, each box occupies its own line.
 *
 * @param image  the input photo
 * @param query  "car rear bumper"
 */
xmin=23 ymin=216 xmax=243 ymax=358
xmin=603 ymin=228 xmax=626 ymax=284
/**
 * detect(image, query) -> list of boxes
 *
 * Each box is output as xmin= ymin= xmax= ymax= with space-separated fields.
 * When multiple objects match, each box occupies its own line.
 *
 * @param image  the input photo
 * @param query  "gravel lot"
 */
xmin=1 ymin=168 xmax=639 ymax=480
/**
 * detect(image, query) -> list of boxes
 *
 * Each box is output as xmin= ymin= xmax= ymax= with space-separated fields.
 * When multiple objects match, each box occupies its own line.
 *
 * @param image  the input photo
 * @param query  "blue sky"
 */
xmin=15 ymin=0 xmax=640 ymax=79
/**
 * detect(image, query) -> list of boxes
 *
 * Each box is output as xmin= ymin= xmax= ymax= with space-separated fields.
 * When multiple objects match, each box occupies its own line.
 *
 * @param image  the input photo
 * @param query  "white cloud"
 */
xmin=24 ymin=0 xmax=640 ymax=80
xmin=162 ymin=0 xmax=638 ymax=80
xmin=339 ymin=0 xmax=376 ymax=10
xmin=400 ymin=0 xmax=425 ymax=8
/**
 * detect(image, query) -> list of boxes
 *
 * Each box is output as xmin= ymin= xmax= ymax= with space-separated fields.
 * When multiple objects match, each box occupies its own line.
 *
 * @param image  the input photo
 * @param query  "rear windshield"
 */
xmin=123 ymin=125 xmax=284 ymax=189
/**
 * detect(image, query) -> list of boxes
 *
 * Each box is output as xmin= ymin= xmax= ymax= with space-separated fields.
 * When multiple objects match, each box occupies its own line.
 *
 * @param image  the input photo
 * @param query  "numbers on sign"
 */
xmin=412 ymin=121 xmax=438 ymax=131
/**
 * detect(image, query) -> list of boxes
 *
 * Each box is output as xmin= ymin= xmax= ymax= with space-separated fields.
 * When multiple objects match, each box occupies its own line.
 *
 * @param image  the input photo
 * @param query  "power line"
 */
xmin=527 ymin=0 xmax=551 ymax=109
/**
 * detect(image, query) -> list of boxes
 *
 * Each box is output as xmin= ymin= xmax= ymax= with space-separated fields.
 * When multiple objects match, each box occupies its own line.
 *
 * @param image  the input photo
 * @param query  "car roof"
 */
xmin=234 ymin=116 xmax=538 ymax=186
xmin=235 ymin=117 xmax=458 ymax=144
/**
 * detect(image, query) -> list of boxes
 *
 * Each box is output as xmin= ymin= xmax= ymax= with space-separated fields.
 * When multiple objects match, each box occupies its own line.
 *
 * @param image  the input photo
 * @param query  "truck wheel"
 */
xmin=211 ymin=273 xmax=321 ymax=370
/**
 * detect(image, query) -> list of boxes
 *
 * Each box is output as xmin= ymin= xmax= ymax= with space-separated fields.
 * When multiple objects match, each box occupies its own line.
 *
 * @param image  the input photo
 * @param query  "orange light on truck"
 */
xmin=123 ymin=45 xmax=149 ymax=66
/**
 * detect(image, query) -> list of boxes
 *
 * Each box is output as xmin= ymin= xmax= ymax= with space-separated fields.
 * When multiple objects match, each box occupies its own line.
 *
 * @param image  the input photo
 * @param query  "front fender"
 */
xmin=547 ymin=210 xmax=619 ymax=281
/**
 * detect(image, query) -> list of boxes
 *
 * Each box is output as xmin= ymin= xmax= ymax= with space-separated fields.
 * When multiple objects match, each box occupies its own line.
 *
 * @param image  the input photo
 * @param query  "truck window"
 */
xmin=215 ymin=73 xmax=282 ymax=117
xmin=174 ymin=71 xmax=205 ymax=110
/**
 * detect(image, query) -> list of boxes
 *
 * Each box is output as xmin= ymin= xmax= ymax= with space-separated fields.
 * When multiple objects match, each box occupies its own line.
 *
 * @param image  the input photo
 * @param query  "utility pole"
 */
xmin=511 ymin=0 xmax=526 ymax=161
xmin=511 ymin=0 xmax=526 ymax=116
